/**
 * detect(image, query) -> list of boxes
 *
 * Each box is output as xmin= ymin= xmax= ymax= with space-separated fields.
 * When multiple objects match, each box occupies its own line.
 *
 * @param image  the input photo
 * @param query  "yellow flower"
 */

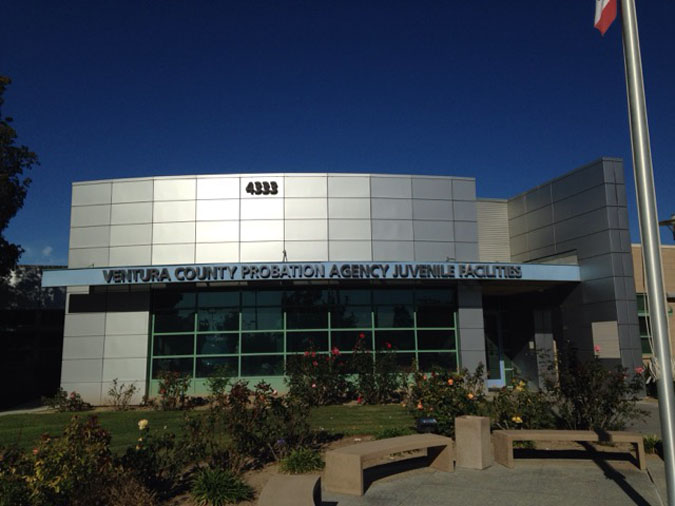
xmin=511 ymin=416 xmax=523 ymax=424
xmin=138 ymin=419 xmax=149 ymax=430
xmin=467 ymin=393 xmax=474 ymax=400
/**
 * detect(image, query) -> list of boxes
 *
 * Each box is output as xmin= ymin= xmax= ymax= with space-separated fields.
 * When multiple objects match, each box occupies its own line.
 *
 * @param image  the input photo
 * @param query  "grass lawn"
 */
xmin=0 ymin=404 xmax=415 ymax=453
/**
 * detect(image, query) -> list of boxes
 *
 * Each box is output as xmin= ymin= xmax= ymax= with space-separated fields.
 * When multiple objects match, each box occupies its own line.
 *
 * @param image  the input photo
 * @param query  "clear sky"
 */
xmin=2 ymin=1 xmax=674 ymax=266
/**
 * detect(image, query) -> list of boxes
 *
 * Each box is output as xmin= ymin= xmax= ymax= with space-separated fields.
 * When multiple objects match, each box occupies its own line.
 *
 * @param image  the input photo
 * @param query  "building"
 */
xmin=631 ymin=244 xmax=675 ymax=357
xmin=42 ymin=157 xmax=643 ymax=405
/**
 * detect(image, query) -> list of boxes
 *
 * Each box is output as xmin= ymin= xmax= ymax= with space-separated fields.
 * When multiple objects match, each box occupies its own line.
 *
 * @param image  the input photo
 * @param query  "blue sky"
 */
xmin=2 ymin=1 xmax=674 ymax=265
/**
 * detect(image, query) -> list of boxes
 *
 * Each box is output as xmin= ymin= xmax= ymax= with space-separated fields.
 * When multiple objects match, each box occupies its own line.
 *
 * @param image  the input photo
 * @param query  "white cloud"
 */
xmin=41 ymin=246 xmax=53 ymax=257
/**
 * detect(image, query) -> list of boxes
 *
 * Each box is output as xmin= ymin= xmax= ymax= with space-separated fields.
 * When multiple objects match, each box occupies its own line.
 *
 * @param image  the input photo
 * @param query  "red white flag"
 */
xmin=594 ymin=0 xmax=617 ymax=35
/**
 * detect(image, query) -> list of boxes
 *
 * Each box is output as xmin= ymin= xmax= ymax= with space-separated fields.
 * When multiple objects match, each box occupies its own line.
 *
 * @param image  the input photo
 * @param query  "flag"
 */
xmin=595 ymin=0 xmax=617 ymax=35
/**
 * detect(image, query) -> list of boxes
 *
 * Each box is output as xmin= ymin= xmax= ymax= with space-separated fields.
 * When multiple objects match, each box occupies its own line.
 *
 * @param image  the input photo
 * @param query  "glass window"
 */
xmin=375 ymin=305 xmax=414 ymax=328
xmin=373 ymin=289 xmax=413 ymax=305
xmin=198 ymin=291 xmax=240 ymax=308
xmin=335 ymin=289 xmax=371 ymax=306
xmin=241 ymin=290 xmax=283 ymax=307
xmin=641 ymin=337 xmax=653 ymax=355
xmin=153 ymin=334 xmax=194 ymax=356
xmin=416 ymin=289 xmax=455 ymax=306
xmin=286 ymin=332 xmax=328 ymax=353
xmin=637 ymin=293 xmax=647 ymax=313
xmin=197 ymin=308 xmax=239 ymax=331
xmin=241 ymin=307 xmax=283 ymax=330
xmin=639 ymin=317 xmax=650 ymax=336
xmin=283 ymin=289 xmax=328 ymax=307
xmin=152 ymin=358 xmax=193 ymax=378
xmin=418 ymin=352 xmax=457 ymax=372
xmin=197 ymin=334 xmax=238 ymax=355
xmin=286 ymin=308 xmax=328 ymax=329
xmin=153 ymin=291 xmax=196 ymax=311
xmin=331 ymin=306 xmax=371 ymax=328
xmin=392 ymin=352 xmax=416 ymax=370
xmin=154 ymin=310 xmax=194 ymax=333
xmin=196 ymin=357 xmax=238 ymax=378
xmin=241 ymin=355 xmax=284 ymax=376
xmin=332 ymin=330 xmax=371 ymax=351
xmin=375 ymin=330 xmax=415 ymax=351
xmin=417 ymin=330 xmax=456 ymax=350
xmin=416 ymin=306 xmax=454 ymax=328
xmin=241 ymin=332 xmax=283 ymax=354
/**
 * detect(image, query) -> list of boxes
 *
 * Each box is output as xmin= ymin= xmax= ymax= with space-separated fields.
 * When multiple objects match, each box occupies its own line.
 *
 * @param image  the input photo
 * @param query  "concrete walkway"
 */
xmin=322 ymin=456 xmax=667 ymax=506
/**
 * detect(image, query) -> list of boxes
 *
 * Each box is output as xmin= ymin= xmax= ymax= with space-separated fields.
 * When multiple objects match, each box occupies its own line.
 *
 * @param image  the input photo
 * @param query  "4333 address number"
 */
xmin=245 ymin=181 xmax=278 ymax=195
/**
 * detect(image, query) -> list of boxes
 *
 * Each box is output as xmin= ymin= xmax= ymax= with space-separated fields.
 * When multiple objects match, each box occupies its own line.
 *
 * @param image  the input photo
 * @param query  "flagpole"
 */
xmin=619 ymin=1 xmax=675 ymax=504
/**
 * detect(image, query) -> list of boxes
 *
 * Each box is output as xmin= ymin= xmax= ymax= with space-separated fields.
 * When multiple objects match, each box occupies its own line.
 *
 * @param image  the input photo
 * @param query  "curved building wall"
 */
xmin=68 ymin=173 xmax=478 ymax=268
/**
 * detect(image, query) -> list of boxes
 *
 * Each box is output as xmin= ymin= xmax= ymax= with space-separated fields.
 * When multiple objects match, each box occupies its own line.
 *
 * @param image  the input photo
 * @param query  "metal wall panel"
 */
xmin=72 ymin=183 xmax=112 ymax=206
xmin=285 ymin=220 xmax=328 ymax=241
xmin=285 ymin=198 xmax=327 ymax=219
xmin=153 ymin=201 xmax=196 ymax=222
xmin=154 ymin=178 xmax=196 ymax=201
xmin=284 ymin=241 xmax=329 ymax=261
xmin=328 ymin=198 xmax=371 ymax=219
xmin=61 ymin=359 xmax=103 ymax=383
xmin=241 ymin=198 xmax=284 ymax=220
xmin=371 ymin=176 xmax=412 ymax=198
xmin=103 ymin=334 xmax=148 ymax=359
xmin=328 ymin=219 xmax=371 ymax=240
xmin=371 ymin=198 xmax=412 ymax=219
xmin=455 ymin=242 xmax=479 ymax=261
xmin=329 ymin=240 xmax=372 ymax=261
xmin=197 ymin=177 xmax=239 ymax=199
xmin=62 ymin=337 xmax=104 ymax=360
xmin=372 ymin=241 xmax=414 ymax=261
xmin=240 ymin=175 xmax=285 ymax=199
xmin=413 ymin=220 xmax=454 ymax=242
xmin=453 ymin=200 xmax=477 ymax=222
xmin=285 ymin=176 xmax=327 ymax=198
xmin=70 ymin=226 xmax=111 ymax=249
xmin=328 ymin=176 xmax=370 ymax=197
xmin=112 ymin=180 xmax=153 ymax=203
xmin=372 ymin=219 xmax=413 ymax=240
xmin=196 ymin=199 xmax=239 ymax=221
xmin=454 ymin=221 xmax=478 ymax=243
xmin=109 ymin=246 xmax=152 ymax=266
xmin=196 ymin=221 xmax=239 ymax=243
xmin=68 ymin=247 xmax=109 ymax=268
xmin=195 ymin=242 xmax=239 ymax=263
xmin=239 ymin=220 xmax=284 ymax=241
xmin=102 ymin=358 xmax=147 ymax=382
xmin=412 ymin=177 xmax=452 ymax=200
xmin=110 ymin=224 xmax=152 ymax=246
xmin=452 ymin=179 xmax=476 ymax=201
xmin=413 ymin=199 xmax=453 ymax=221
xmin=105 ymin=312 xmax=149 ymax=335
xmin=71 ymin=205 xmax=111 ymax=227
xmin=476 ymin=200 xmax=510 ymax=262
xmin=240 ymin=241 xmax=285 ymax=262
xmin=152 ymin=244 xmax=195 ymax=264
xmin=111 ymin=202 xmax=153 ymax=224
xmin=152 ymin=222 xmax=196 ymax=244
xmin=414 ymin=241 xmax=455 ymax=261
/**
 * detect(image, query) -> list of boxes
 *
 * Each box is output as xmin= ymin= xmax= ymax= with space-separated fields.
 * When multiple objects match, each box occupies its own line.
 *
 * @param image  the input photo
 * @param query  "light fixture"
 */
xmin=659 ymin=213 xmax=675 ymax=240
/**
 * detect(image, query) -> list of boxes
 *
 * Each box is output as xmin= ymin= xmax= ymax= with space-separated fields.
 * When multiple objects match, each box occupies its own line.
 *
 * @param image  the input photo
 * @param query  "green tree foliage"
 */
xmin=0 ymin=76 xmax=38 ymax=277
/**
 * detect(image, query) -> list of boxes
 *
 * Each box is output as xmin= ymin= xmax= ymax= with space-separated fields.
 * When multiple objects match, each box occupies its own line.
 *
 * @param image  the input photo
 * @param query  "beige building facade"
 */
xmin=631 ymin=244 xmax=675 ymax=357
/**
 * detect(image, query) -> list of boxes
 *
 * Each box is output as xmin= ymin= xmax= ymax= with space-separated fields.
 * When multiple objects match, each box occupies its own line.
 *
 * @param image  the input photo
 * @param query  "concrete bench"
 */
xmin=493 ymin=429 xmax=646 ymax=470
xmin=257 ymin=474 xmax=321 ymax=506
xmin=323 ymin=433 xmax=454 ymax=496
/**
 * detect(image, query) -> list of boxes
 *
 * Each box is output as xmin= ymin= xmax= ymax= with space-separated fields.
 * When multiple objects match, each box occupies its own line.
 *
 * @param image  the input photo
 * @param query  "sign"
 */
xmin=41 ymin=261 xmax=581 ymax=287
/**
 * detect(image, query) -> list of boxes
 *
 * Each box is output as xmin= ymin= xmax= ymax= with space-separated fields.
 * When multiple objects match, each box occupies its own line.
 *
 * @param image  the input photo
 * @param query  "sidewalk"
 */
xmin=322 ymin=455 xmax=667 ymax=505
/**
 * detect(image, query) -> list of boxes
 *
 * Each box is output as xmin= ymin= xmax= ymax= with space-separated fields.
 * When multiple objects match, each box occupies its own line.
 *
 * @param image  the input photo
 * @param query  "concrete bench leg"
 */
xmin=493 ymin=432 xmax=514 ymax=468
xmin=428 ymin=443 xmax=454 ymax=472
xmin=633 ymin=441 xmax=646 ymax=471
xmin=324 ymin=452 xmax=364 ymax=496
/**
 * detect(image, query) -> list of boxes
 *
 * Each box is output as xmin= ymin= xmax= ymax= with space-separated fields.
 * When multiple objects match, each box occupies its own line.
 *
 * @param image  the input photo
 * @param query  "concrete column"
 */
xmin=458 ymin=282 xmax=486 ymax=375
xmin=455 ymin=415 xmax=493 ymax=469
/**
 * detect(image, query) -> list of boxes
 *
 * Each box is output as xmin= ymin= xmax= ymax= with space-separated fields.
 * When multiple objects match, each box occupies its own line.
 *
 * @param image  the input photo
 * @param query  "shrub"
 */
xmin=27 ymin=416 xmax=115 ymax=506
xmin=107 ymin=378 xmax=138 ymax=410
xmin=643 ymin=434 xmax=661 ymax=455
xmin=190 ymin=468 xmax=253 ymax=506
xmin=42 ymin=388 xmax=92 ymax=412
xmin=407 ymin=364 xmax=488 ymax=437
xmin=0 ymin=446 xmax=31 ymax=506
xmin=118 ymin=418 xmax=189 ymax=499
xmin=99 ymin=472 xmax=157 ymax=506
xmin=490 ymin=377 xmax=555 ymax=430
xmin=279 ymin=447 xmax=324 ymax=474
xmin=223 ymin=380 xmax=311 ymax=468
xmin=548 ymin=347 xmax=647 ymax=431
xmin=206 ymin=365 xmax=233 ymax=406
xmin=351 ymin=334 xmax=405 ymax=404
xmin=156 ymin=370 xmax=192 ymax=410
xmin=374 ymin=427 xmax=415 ymax=440
xmin=285 ymin=345 xmax=352 ymax=406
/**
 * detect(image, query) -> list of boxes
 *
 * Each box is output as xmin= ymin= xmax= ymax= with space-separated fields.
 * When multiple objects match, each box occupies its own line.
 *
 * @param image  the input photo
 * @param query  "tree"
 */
xmin=0 ymin=76 xmax=38 ymax=277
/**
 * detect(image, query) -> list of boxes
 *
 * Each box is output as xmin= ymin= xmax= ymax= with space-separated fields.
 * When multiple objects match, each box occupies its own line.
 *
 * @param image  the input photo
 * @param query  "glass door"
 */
xmin=484 ymin=310 xmax=505 ymax=388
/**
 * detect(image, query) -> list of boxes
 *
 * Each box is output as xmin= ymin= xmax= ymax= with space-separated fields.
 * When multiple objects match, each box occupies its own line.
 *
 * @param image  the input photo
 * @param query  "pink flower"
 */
xmin=594 ymin=345 xmax=601 ymax=354
xmin=32 ymin=448 xmax=38 ymax=455
xmin=356 ymin=395 xmax=363 ymax=404
xmin=385 ymin=342 xmax=392 ymax=349
xmin=635 ymin=366 xmax=645 ymax=375
xmin=358 ymin=333 xmax=365 ymax=339
xmin=304 ymin=351 xmax=309 ymax=357
xmin=312 ymin=361 xmax=318 ymax=367
xmin=311 ymin=383 xmax=317 ymax=388
xmin=311 ymin=351 xmax=316 ymax=358
xmin=331 ymin=346 xmax=340 ymax=356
